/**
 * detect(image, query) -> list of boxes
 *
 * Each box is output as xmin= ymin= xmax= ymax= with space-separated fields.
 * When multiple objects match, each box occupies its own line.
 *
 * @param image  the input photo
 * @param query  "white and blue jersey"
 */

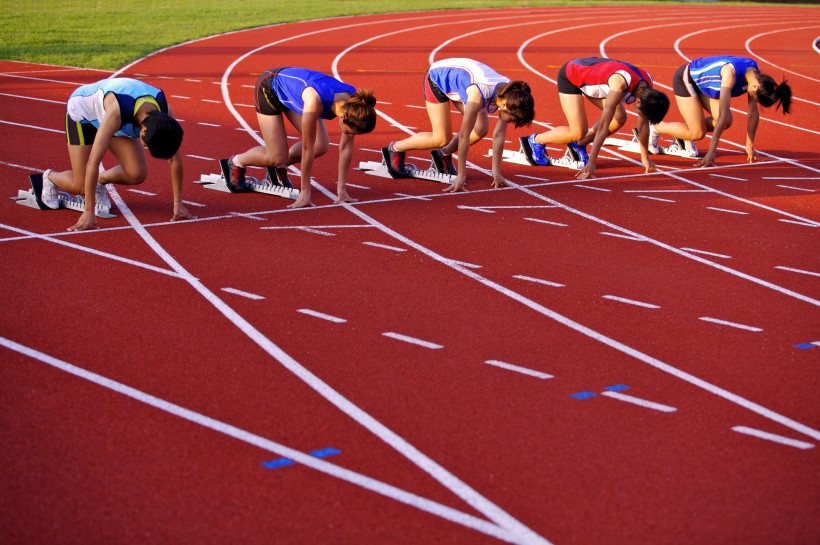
xmin=66 ymin=78 xmax=168 ymax=138
xmin=688 ymin=56 xmax=758 ymax=99
xmin=428 ymin=58 xmax=509 ymax=112
xmin=270 ymin=68 xmax=355 ymax=119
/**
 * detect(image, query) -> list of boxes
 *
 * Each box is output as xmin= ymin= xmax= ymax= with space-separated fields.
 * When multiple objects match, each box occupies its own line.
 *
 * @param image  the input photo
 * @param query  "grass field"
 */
xmin=1 ymin=0 xmax=695 ymax=70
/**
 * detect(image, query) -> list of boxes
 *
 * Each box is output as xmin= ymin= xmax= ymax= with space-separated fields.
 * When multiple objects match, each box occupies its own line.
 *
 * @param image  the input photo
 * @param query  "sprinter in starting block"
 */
xmin=382 ymin=58 xmax=534 ymax=192
xmin=518 ymin=137 xmax=586 ymax=170
xmin=523 ymin=57 xmax=670 ymax=180
xmin=30 ymin=77 xmax=191 ymax=231
xmin=219 ymin=67 xmax=377 ymax=208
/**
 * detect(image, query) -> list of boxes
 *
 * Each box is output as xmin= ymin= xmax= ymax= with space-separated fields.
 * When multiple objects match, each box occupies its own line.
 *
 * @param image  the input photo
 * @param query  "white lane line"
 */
xmin=221 ymin=287 xmax=265 ymax=300
xmin=706 ymin=206 xmax=749 ymax=215
xmin=126 ymin=189 xmax=158 ymax=196
xmin=602 ymin=295 xmax=661 ymax=309
xmin=731 ymin=426 xmax=815 ymax=450
xmin=778 ymin=218 xmax=818 ymax=228
xmin=186 ymin=154 xmax=216 ymax=161
xmin=637 ymin=195 xmax=676 ymax=203
xmin=297 ymin=308 xmax=347 ymax=323
xmin=709 ymin=174 xmax=747 ymax=181
xmin=363 ymin=241 xmax=407 ymax=252
xmin=575 ymin=185 xmax=611 ymax=192
xmin=600 ymin=231 xmax=645 ymax=241
xmin=775 ymin=265 xmax=820 ymax=277
xmin=680 ymin=247 xmax=732 ymax=259
xmin=345 ymin=183 xmax=369 ymax=190
xmin=382 ymin=332 xmax=443 ymax=350
xmin=524 ymin=218 xmax=568 ymax=227
xmin=484 ymin=359 xmax=553 ymax=380
xmin=513 ymin=275 xmax=565 ymax=288
xmin=181 ymin=199 xmax=207 ymax=208
xmin=298 ymin=227 xmax=335 ymax=236
xmin=0 ymin=336 xmax=518 ymax=543
xmin=445 ymin=258 xmax=482 ymax=269
xmin=601 ymin=391 xmax=677 ymax=412
xmin=699 ymin=317 xmax=763 ymax=332
xmin=775 ymin=185 xmax=815 ymax=192
xmin=197 ymin=122 xmax=221 ymax=127
xmin=394 ymin=192 xmax=432 ymax=201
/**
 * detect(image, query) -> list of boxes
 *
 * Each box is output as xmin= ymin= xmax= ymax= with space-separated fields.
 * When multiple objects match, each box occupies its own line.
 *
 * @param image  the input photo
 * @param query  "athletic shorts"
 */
xmin=672 ymin=63 xmax=699 ymax=98
xmin=255 ymin=67 xmax=290 ymax=115
xmin=423 ymin=72 xmax=448 ymax=103
xmin=65 ymin=112 xmax=98 ymax=146
xmin=556 ymin=62 xmax=582 ymax=95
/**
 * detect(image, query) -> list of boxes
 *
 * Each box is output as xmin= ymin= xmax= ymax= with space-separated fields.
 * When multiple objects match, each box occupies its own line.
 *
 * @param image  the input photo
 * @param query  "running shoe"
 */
xmin=568 ymin=141 xmax=589 ymax=165
xmin=381 ymin=142 xmax=407 ymax=178
xmin=520 ymin=134 xmax=548 ymax=166
xmin=648 ymin=124 xmax=661 ymax=155
xmin=431 ymin=148 xmax=457 ymax=175
xmin=682 ymin=139 xmax=698 ymax=158
xmin=41 ymin=169 xmax=60 ymax=209
xmin=95 ymin=183 xmax=111 ymax=210
xmin=219 ymin=156 xmax=247 ymax=192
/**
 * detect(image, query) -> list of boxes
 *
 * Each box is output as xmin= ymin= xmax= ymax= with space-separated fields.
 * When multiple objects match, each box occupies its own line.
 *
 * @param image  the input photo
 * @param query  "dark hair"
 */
xmin=341 ymin=89 xmax=377 ymax=134
xmin=141 ymin=110 xmax=184 ymax=159
xmin=635 ymin=87 xmax=670 ymax=125
xmin=756 ymin=74 xmax=792 ymax=114
xmin=497 ymin=80 xmax=535 ymax=128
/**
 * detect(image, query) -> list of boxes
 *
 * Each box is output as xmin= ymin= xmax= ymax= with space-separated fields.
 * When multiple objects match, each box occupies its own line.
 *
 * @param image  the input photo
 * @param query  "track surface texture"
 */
xmin=1 ymin=5 xmax=819 ymax=545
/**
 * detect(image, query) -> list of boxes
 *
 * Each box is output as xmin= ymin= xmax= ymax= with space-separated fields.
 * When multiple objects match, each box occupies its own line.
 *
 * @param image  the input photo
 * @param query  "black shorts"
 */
xmin=556 ymin=62 xmax=582 ymax=95
xmin=672 ymin=63 xmax=699 ymax=98
xmin=255 ymin=67 xmax=290 ymax=115
xmin=65 ymin=112 xmax=98 ymax=146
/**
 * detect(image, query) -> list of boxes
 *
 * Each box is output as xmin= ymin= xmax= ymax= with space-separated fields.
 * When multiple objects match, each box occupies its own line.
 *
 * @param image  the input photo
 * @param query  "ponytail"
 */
xmin=757 ymin=74 xmax=792 ymax=114
xmin=342 ymin=89 xmax=378 ymax=133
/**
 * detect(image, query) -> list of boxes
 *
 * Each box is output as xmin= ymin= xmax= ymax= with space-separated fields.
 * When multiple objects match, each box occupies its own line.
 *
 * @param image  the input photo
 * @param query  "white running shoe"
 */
xmin=41 ymin=169 xmax=60 ymax=209
xmin=95 ymin=183 xmax=111 ymax=210
xmin=648 ymin=124 xmax=660 ymax=155
xmin=683 ymin=139 xmax=698 ymax=158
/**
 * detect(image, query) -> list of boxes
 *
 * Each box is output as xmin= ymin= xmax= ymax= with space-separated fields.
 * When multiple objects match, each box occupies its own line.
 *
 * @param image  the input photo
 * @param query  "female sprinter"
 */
xmin=383 ymin=57 xmax=535 ymax=192
xmin=36 ymin=77 xmax=189 ymax=231
xmin=523 ymin=57 xmax=669 ymax=180
xmin=221 ymin=67 xmax=377 ymax=208
xmin=650 ymin=55 xmax=792 ymax=167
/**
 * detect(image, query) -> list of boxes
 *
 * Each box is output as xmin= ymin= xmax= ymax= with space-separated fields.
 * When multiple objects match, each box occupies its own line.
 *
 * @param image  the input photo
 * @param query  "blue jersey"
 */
xmin=270 ymin=68 xmax=355 ymax=119
xmin=66 ymin=78 xmax=168 ymax=138
xmin=688 ymin=56 xmax=758 ymax=99
xmin=428 ymin=58 xmax=509 ymax=113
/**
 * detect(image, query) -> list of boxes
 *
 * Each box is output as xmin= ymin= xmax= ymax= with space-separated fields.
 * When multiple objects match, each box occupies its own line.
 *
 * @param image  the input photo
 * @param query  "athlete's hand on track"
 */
xmin=171 ymin=201 xmax=195 ymax=221
xmin=491 ymin=175 xmax=509 ymax=188
xmin=68 ymin=210 xmax=98 ymax=232
xmin=334 ymin=189 xmax=358 ymax=204
xmin=443 ymin=175 xmax=467 ymax=193
xmin=576 ymin=162 xmax=596 ymax=180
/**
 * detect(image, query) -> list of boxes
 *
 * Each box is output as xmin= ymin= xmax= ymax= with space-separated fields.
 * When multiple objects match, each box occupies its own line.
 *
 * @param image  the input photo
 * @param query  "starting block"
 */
xmin=604 ymin=128 xmax=697 ymax=158
xmin=196 ymin=160 xmax=299 ymax=200
xmin=11 ymin=173 xmax=116 ymax=218
xmin=355 ymin=148 xmax=454 ymax=185
xmin=487 ymin=139 xmax=584 ymax=171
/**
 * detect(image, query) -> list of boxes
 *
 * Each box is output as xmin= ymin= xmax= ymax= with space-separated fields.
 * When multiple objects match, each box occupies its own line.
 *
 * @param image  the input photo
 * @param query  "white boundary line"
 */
xmin=731 ymin=426 xmax=815 ymax=450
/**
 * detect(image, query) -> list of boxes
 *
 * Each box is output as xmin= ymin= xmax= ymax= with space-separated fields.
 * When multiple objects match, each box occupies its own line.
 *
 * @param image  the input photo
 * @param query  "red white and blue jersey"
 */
xmin=67 ymin=78 xmax=168 ymax=138
xmin=269 ymin=67 xmax=355 ymax=119
xmin=428 ymin=58 xmax=510 ymax=112
xmin=688 ymin=56 xmax=758 ymax=99
xmin=565 ymin=57 xmax=652 ymax=104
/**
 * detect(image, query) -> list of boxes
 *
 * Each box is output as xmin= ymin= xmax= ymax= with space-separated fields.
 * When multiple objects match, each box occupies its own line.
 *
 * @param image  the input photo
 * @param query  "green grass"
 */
xmin=1 ymin=0 xmax=694 ymax=70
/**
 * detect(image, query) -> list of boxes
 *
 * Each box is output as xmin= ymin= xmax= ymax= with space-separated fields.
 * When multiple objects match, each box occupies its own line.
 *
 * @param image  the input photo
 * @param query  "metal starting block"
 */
xmin=11 ymin=174 xmax=116 ymax=218
xmin=604 ymin=128 xmax=697 ymax=158
xmin=195 ymin=173 xmax=299 ymax=200
xmin=355 ymin=149 xmax=454 ymax=185
xmin=487 ymin=139 xmax=584 ymax=171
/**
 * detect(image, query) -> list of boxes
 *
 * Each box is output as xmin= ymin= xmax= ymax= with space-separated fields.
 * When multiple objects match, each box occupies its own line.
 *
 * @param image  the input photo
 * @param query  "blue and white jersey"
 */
xmin=688 ymin=56 xmax=759 ymax=99
xmin=270 ymin=68 xmax=355 ymax=119
xmin=428 ymin=58 xmax=509 ymax=112
xmin=66 ymin=78 xmax=168 ymax=138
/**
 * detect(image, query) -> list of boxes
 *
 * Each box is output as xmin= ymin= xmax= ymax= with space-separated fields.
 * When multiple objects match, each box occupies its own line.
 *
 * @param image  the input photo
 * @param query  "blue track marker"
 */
xmin=571 ymin=391 xmax=596 ymax=400
xmin=604 ymin=384 xmax=630 ymax=392
xmin=262 ymin=447 xmax=341 ymax=470
xmin=795 ymin=342 xmax=819 ymax=350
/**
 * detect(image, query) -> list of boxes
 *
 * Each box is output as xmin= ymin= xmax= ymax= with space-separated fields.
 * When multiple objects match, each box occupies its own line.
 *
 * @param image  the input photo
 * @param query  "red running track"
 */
xmin=1 ymin=5 xmax=819 ymax=545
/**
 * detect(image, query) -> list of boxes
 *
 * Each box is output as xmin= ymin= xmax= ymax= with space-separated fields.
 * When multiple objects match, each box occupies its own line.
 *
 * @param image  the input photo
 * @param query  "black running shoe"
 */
xmin=431 ymin=148 xmax=457 ymax=175
xmin=219 ymin=157 xmax=247 ymax=192
xmin=381 ymin=142 xmax=408 ymax=178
